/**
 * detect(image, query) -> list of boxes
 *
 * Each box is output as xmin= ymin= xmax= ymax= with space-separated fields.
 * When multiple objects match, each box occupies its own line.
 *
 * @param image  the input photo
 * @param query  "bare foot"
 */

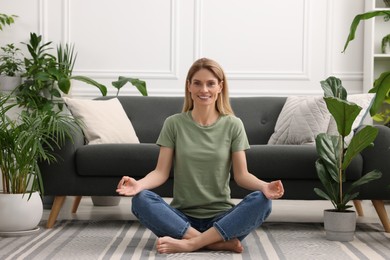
xmin=156 ymin=236 xmax=243 ymax=254
xmin=157 ymin=236 xmax=195 ymax=254
xmin=207 ymin=238 xmax=244 ymax=253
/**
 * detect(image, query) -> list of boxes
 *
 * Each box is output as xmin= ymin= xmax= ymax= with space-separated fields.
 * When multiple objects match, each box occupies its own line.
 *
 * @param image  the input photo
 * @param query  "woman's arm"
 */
xmin=116 ymin=146 xmax=173 ymax=196
xmin=232 ymin=150 xmax=284 ymax=199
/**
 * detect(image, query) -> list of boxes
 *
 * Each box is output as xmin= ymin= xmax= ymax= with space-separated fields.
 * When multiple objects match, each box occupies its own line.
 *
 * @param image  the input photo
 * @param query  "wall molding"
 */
xmin=193 ymin=0 xmax=310 ymax=81
xmin=57 ymin=0 xmax=179 ymax=80
xmin=325 ymin=0 xmax=363 ymax=81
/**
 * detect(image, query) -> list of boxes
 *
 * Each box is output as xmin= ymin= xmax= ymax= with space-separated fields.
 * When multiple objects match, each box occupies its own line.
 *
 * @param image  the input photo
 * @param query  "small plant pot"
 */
xmin=323 ymin=209 xmax=356 ymax=242
xmin=0 ymin=75 xmax=21 ymax=93
xmin=91 ymin=196 xmax=121 ymax=206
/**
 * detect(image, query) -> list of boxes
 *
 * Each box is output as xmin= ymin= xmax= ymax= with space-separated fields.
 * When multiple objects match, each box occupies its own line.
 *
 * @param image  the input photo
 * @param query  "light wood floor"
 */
xmin=42 ymin=196 xmax=390 ymax=226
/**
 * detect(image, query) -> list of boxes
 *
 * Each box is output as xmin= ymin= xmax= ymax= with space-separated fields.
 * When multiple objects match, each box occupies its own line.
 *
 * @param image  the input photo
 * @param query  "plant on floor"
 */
xmin=0 ymin=93 xmax=81 ymax=196
xmin=314 ymin=76 xmax=382 ymax=211
xmin=343 ymin=10 xmax=390 ymax=127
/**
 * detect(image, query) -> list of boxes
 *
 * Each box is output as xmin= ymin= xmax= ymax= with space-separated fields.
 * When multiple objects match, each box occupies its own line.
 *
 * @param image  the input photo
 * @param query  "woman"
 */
xmin=116 ymin=58 xmax=284 ymax=254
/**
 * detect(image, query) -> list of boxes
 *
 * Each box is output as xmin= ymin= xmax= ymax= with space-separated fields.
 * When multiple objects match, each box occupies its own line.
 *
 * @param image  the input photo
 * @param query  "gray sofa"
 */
xmin=40 ymin=96 xmax=390 ymax=231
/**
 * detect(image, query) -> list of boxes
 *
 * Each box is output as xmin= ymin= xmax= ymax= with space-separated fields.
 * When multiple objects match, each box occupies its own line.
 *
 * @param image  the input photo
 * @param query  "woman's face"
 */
xmin=187 ymin=68 xmax=222 ymax=108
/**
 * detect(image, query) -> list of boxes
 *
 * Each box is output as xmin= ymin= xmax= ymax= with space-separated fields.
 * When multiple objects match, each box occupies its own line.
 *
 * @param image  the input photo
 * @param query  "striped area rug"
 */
xmin=1 ymin=220 xmax=389 ymax=259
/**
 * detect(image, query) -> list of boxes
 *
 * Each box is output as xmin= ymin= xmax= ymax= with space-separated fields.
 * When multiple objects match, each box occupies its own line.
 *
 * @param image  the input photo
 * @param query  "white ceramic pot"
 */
xmin=0 ymin=192 xmax=43 ymax=232
xmin=0 ymin=75 xmax=21 ymax=93
xmin=323 ymin=209 xmax=356 ymax=242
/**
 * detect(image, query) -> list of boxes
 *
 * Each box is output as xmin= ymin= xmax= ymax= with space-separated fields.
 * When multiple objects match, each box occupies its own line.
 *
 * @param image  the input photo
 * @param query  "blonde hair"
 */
xmin=182 ymin=58 xmax=234 ymax=115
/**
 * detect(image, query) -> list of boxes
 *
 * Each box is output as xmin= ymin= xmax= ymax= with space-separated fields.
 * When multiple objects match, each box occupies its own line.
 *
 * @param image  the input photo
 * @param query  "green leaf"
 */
xmin=315 ymin=160 xmax=338 ymax=202
xmin=58 ymin=77 xmax=71 ymax=94
xmin=111 ymin=76 xmax=148 ymax=96
xmin=342 ymin=126 xmax=378 ymax=169
xmin=345 ymin=170 xmax=382 ymax=195
xmin=324 ymin=97 xmax=361 ymax=137
xmin=369 ymin=71 xmax=390 ymax=116
xmin=320 ymin=76 xmax=347 ymax=100
xmin=71 ymin=75 xmax=107 ymax=96
xmin=315 ymin=134 xmax=340 ymax=183
xmin=343 ymin=10 xmax=390 ymax=53
xmin=314 ymin=187 xmax=334 ymax=202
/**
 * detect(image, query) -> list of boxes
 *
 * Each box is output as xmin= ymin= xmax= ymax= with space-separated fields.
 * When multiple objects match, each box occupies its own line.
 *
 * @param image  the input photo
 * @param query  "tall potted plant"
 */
xmin=0 ymin=94 xmax=80 ymax=234
xmin=314 ymin=76 xmax=382 ymax=241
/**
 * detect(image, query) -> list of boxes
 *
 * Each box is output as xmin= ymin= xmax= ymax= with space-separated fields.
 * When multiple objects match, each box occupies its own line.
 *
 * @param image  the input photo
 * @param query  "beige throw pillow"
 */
xmin=268 ymin=96 xmax=331 ymax=145
xmin=63 ymin=97 xmax=139 ymax=144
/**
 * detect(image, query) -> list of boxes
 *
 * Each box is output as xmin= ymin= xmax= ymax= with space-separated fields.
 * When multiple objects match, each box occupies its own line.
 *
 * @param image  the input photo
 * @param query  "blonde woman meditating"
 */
xmin=116 ymin=58 xmax=284 ymax=254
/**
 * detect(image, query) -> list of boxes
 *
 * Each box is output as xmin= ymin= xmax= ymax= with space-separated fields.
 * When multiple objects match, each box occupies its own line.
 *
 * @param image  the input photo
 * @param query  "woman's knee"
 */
xmin=131 ymin=190 xmax=159 ymax=214
xmin=246 ymin=191 xmax=272 ymax=217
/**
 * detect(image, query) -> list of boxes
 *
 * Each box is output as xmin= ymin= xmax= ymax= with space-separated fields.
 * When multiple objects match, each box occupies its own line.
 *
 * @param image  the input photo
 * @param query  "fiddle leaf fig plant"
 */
xmin=343 ymin=10 xmax=390 ymax=125
xmin=314 ymin=76 xmax=382 ymax=211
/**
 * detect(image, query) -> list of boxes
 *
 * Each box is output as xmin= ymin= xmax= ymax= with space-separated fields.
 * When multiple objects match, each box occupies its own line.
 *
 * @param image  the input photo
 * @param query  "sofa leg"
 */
xmin=353 ymin=200 xmax=364 ymax=216
xmin=371 ymin=200 xmax=390 ymax=233
xmin=46 ymin=196 xmax=66 ymax=229
xmin=72 ymin=196 xmax=82 ymax=213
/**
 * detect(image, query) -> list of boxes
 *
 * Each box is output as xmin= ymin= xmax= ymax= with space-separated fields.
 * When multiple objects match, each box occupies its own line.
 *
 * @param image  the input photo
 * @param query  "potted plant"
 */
xmin=343 ymin=10 xmax=390 ymax=126
xmin=16 ymin=33 xmax=107 ymax=111
xmin=0 ymin=93 xmax=80 ymax=234
xmin=0 ymin=43 xmax=24 ymax=92
xmin=314 ymin=76 xmax=382 ymax=241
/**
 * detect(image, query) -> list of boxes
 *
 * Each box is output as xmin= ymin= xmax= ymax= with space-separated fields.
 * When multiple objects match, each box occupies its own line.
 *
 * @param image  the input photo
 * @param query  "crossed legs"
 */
xmin=131 ymin=190 xmax=271 ymax=254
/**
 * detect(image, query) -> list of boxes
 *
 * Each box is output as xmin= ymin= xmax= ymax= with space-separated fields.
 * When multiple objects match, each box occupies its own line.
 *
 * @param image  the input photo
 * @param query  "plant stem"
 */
xmin=339 ymin=135 xmax=343 ymax=207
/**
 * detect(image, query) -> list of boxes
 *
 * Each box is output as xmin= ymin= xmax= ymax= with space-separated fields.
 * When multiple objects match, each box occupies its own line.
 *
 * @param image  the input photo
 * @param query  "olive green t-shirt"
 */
xmin=156 ymin=111 xmax=250 ymax=218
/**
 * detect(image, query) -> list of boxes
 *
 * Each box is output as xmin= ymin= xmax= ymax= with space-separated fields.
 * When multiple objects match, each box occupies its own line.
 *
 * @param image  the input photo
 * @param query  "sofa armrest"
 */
xmin=39 ymin=125 xmax=85 ymax=195
xmin=359 ymin=125 xmax=390 ymax=199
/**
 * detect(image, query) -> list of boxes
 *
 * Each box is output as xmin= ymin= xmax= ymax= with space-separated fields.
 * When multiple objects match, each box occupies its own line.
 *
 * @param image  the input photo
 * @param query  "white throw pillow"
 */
xmin=63 ymin=97 xmax=139 ymax=144
xmin=268 ymin=96 xmax=331 ymax=145
xmin=326 ymin=93 xmax=374 ymax=144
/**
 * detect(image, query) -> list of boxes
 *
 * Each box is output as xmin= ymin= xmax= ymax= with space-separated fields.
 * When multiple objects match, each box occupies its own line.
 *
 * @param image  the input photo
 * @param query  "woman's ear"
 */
xmin=218 ymin=81 xmax=223 ymax=93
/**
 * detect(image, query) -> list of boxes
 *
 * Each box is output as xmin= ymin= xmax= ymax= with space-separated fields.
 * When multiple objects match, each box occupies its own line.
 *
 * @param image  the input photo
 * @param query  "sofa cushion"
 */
xmin=245 ymin=145 xmax=363 ymax=181
xmin=76 ymin=143 xmax=161 ymax=177
xmin=268 ymin=96 xmax=331 ymax=145
xmin=63 ymin=97 xmax=139 ymax=144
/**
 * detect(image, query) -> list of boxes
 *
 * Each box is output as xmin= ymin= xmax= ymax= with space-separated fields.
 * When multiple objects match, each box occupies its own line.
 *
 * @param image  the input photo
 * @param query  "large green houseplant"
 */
xmin=314 ymin=76 xmax=382 ymax=241
xmin=16 ymin=33 xmax=107 ymax=111
xmin=343 ymin=10 xmax=390 ymax=126
xmin=0 ymin=93 xmax=80 ymax=232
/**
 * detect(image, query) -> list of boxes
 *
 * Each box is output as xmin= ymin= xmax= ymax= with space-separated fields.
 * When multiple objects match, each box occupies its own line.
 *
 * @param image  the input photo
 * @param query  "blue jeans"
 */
xmin=131 ymin=190 xmax=272 ymax=241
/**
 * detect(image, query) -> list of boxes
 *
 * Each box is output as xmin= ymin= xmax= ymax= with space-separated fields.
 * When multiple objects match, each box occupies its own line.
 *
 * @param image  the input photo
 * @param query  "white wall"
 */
xmin=0 ymin=0 xmax=365 ymax=98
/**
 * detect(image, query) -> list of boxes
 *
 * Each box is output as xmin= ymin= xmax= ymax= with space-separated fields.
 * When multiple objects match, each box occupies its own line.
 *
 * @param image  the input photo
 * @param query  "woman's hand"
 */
xmin=263 ymin=180 xmax=284 ymax=200
xmin=116 ymin=176 xmax=142 ymax=196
